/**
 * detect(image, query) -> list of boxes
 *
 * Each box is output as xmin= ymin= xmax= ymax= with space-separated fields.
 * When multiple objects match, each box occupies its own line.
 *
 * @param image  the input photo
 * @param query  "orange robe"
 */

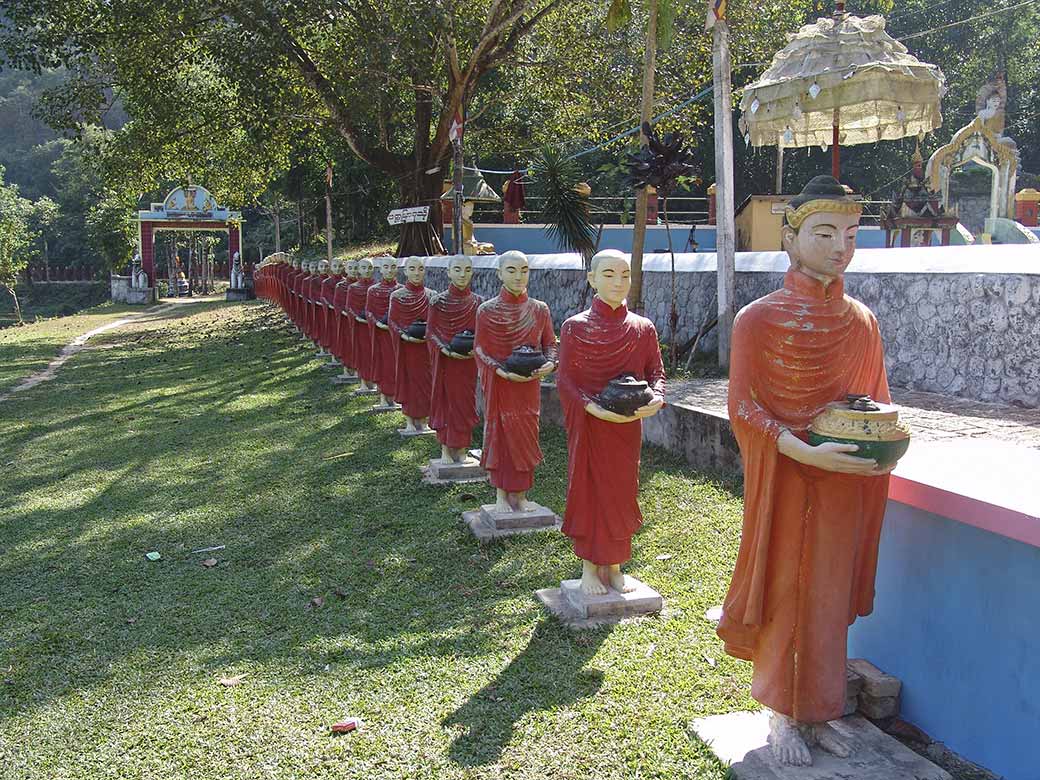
xmin=475 ymin=288 xmax=557 ymax=492
xmin=318 ymin=274 xmax=340 ymax=350
xmin=367 ymin=279 xmax=402 ymax=397
xmin=427 ymin=285 xmax=483 ymax=449
xmin=347 ymin=278 xmax=377 ymax=382
xmin=330 ymin=278 xmax=353 ymax=366
xmin=557 ymin=297 xmax=665 ymax=565
xmin=717 ymin=269 xmax=891 ymax=723
xmin=389 ymin=282 xmax=435 ymax=419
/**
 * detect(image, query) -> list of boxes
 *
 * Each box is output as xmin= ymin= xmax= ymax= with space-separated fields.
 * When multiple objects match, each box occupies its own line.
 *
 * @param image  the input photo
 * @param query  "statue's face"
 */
xmin=318 ymin=260 xmax=330 ymax=274
xmin=404 ymin=257 xmax=425 ymax=285
xmin=588 ymin=254 xmax=631 ymax=308
xmin=782 ymin=210 xmax=860 ymax=284
xmin=498 ymin=253 xmax=529 ymax=295
xmin=379 ymin=256 xmax=397 ymax=281
xmin=448 ymin=257 xmax=473 ymax=289
xmin=345 ymin=260 xmax=359 ymax=279
xmin=357 ymin=259 xmax=374 ymax=279
xmin=330 ymin=259 xmax=343 ymax=274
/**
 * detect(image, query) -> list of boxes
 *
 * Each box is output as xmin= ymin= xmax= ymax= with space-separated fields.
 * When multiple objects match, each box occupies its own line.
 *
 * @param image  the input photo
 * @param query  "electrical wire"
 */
xmin=897 ymin=0 xmax=1038 ymax=41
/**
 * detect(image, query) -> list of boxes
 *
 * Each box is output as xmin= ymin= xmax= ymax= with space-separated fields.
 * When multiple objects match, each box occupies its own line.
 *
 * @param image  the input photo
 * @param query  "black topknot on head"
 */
xmin=787 ymin=175 xmax=850 ymax=211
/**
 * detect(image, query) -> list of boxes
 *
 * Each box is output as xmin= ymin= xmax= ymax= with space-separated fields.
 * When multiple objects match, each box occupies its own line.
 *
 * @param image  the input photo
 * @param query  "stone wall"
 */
xmin=415 ymin=244 xmax=1040 ymax=408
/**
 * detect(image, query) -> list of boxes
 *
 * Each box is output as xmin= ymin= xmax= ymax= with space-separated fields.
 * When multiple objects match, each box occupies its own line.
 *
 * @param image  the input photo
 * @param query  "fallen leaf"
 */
xmin=219 ymin=674 xmax=247 ymax=687
xmin=202 ymin=558 xmax=218 ymax=568
xmin=334 ymin=587 xmax=348 ymax=599
xmin=330 ymin=717 xmax=361 ymax=734
xmin=308 ymin=596 xmax=325 ymax=609
xmin=126 ymin=617 xmax=138 ymax=625
xmin=655 ymin=553 xmax=673 ymax=561
xmin=459 ymin=493 xmax=477 ymax=502
xmin=145 ymin=551 xmax=161 ymax=562
xmin=704 ymin=656 xmax=717 ymax=668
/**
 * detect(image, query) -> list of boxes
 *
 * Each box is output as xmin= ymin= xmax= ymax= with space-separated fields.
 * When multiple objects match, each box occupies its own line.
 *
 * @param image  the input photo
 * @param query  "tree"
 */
xmin=0 ymin=166 xmax=33 ymax=322
xmin=28 ymin=195 xmax=58 ymax=280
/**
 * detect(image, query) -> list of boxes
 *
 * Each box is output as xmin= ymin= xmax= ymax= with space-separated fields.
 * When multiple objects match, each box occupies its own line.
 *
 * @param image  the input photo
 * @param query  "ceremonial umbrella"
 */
xmin=739 ymin=1 xmax=946 ymax=180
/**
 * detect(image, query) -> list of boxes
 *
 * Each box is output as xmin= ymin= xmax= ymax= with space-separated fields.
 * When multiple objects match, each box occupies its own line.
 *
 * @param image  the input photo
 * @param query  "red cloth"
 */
xmin=503 ymin=170 xmax=526 ymax=210
xmin=309 ymin=274 xmax=329 ymax=340
xmin=347 ymin=278 xmax=377 ymax=381
xmin=557 ymin=297 xmax=665 ymax=565
xmin=331 ymin=278 xmax=354 ymax=364
xmin=389 ymin=282 xmax=435 ymax=419
xmin=428 ymin=284 xmax=483 ymax=449
xmin=287 ymin=270 xmax=302 ymax=325
xmin=366 ymin=279 xmax=401 ymax=395
xmin=717 ymin=268 xmax=892 ymax=723
xmin=474 ymin=288 xmax=557 ymax=492
xmin=318 ymin=274 xmax=340 ymax=349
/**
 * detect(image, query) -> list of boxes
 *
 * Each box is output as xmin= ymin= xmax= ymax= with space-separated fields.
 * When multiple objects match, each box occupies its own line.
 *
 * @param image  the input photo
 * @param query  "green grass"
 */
xmin=0 ymin=299 xmax=753 ymax=779
xmin=0 ymin=302 xmax=142 ymax=394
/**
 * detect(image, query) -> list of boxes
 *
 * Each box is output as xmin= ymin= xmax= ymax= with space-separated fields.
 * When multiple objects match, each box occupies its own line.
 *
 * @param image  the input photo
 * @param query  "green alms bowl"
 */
xmin=808 ymin=396 xmax=911 ymax=469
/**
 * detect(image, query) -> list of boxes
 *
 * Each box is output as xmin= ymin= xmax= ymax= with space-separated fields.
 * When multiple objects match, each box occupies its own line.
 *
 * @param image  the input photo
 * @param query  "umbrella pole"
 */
xmin=832 ymin=108 xmax=840 ymax=179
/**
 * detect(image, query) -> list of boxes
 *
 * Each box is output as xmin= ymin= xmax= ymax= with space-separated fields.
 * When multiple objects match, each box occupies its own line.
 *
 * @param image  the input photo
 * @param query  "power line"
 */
xmin=897 ymin=0 xmax=1038 ymax=41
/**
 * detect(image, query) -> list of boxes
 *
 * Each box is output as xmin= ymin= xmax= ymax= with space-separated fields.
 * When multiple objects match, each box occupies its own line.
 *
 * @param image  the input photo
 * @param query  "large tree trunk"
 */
xmin=395 ymin=167 xmax=447 ymax=257
xmin=4 ymin=285 xmax=23 ymax=324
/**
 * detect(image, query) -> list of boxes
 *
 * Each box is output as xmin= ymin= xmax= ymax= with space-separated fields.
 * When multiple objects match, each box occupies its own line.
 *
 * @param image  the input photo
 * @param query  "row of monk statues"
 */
xmin=253 ymin=176 xmax=908 ymax=769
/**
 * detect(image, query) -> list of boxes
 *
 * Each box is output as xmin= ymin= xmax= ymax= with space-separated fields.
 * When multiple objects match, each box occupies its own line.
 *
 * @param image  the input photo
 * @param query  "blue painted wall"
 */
xmin=848 ymin=501 xmax=1040 ymax=780
xmin=447 ymin=224 xmax=890 ymax=255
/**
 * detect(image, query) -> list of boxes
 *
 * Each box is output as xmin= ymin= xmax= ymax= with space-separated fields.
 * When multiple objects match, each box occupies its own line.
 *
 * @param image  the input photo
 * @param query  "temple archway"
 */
xmin=136 ymin=185 xmax=243 ymax=291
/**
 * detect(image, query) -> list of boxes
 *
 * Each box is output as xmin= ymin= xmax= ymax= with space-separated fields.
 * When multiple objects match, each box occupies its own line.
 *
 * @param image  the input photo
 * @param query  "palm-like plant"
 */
xmin=532 ymin=146 xmax=597 ymax=262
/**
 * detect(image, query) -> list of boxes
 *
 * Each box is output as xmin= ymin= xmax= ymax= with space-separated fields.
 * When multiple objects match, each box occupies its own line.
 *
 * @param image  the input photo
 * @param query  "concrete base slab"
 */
xmin=351 ymin=386 xmax=379 ymax=396
xmin=363 ymin=403 xmax=402 ymax=415
xmin=425 ymin=457 xmax=486 ymax=484
xmin=321 ymin=360 xmax=342 ymax=370
xmin=536 ymin=577 xmax=663 ymax=625
xmin=398 ymin=427 xmax=437 ymax=438
xmin=462 ymin=503 xmax=561 ymax=541
xmin=225 ymin=288 xmax=252 ymax=301
xmin=315 ymin=349 xmax=331 ymax=358
xmin=691 ymin=711 xmax=951 ymax=780
xmin=332 ymin=373 xmax=361 ymax=385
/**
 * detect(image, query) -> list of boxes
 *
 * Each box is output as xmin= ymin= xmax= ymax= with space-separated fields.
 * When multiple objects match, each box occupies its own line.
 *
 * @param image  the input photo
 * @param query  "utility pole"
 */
xmin=325 ymin=162 xmax=334 ymax=265
xmin=450 ymin=108 xmax=465 ymax=255
xmin=629 ymin=0 xmax=659 ymax=312
xmin=711 ymin=14 xmax=736 ymax=369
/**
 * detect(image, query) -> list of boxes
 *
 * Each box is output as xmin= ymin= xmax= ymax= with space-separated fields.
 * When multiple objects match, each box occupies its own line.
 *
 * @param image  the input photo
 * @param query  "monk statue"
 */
xmin=332 ymin=259 xmax=360 ymax=381
xmin=716 ymin=175 xmax=894 ymax=767
xmin=347 ymin=258 xmax=379 ymax=394
xmin=317 ymin=258 xmax=342 ymax=362
xmin=461 ymin=201 xmax=496 ymax=255
xmin=557 ymin=250 xmax=665 ymax=596
xmin=366 ymin=255 xmax=403 ymax=408
xmin=428 ymin=255 xmax=483 ymax=464
xmin=287 ymin=258 xmax=303 ymax=331
xmin=474 ymin=250 xmax=557 ymax=513
xmin=389 ymin=256 xmax=436 ymax=433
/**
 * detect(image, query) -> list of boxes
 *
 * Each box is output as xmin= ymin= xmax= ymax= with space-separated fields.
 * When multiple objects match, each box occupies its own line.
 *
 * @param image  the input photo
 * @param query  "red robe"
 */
xmin=428 ymin=285 xmax=483 ymax=449
xmin=474 ymin=288 xmax=557 ymax=492
xmin=557 ymin=297 xmax=665 ymax=565
xmin=367 ymin=279 xmax=402 ymax=397
xmin=717 ymin=268 xmax=892 ymax=723
xmin=347 ymin=278 xmax=377 ymax=382
xmin=331 ymin=278 xmax=354 ymax=365
xmin=318 ymin=274 xmax=340 ymax=350
xmin=308 ymin=274 xmax=328 ymax=341
xmin=389 ymin=282 xmax=436 ymax=419
xmin=287 ymin=270 xmax=302 ymax=325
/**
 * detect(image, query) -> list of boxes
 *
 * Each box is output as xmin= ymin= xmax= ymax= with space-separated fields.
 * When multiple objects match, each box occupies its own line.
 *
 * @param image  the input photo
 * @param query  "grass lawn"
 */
xmin=0 ymin=299 xmax=754 ymax=780
xmin=0 ymin=302 xmax=147 ymax=394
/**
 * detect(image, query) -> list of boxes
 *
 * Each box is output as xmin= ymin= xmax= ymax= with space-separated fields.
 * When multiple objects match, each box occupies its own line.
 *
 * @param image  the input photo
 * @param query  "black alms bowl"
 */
xmin=598 ymin=373 xmax=654 ymax=417
xmin=503 ymin=344 xmax=546 ymax=377
xmin=406 ymin=320 xmax=427 ymax=340
xmin=449 ymin=329 xmax=475 ymax=355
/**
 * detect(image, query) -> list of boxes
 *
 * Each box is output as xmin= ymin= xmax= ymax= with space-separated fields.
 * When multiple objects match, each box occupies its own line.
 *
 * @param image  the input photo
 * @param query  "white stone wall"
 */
xmin=412 ymin=245 xmax=1040 ymax=407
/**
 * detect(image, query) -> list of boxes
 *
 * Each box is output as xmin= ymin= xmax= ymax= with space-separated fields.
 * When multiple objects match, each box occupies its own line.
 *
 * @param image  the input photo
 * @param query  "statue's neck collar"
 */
xmin=785 ymin=267 xmax=844 ymax=301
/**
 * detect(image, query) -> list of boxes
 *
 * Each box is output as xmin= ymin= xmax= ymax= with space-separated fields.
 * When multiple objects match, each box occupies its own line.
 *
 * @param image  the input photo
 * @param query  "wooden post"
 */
xmin=325 ymin=162 xmax=334 ymax=265
xmin=452 ymin=142 xmax=463 ymax=255
xmin=629 ymin=0 xmax=658 ymax=312
xmin=776 ymin=143 xmax=784 ymax=194
xmin=712 ymin=19 xmax=736 ymax=369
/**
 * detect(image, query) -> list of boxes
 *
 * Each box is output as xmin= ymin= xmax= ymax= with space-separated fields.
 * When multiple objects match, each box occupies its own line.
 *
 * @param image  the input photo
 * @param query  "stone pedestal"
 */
xmin=351 ymin=385 xmax=379 ymax=396
xmin=422 ymin=457 xmax=487 ymax=485
xmin=225 ymin=288 xmax=251 ymax=301
xmin=315 ymin=348 xmax=331 ymax=358
xmin=536 ymin=577 xmax=663 ymax=625
xmin=399 ymin=426 xmax=437 ymax=438
xmin=321 ymin=359 xmax=342 ymax=370
xmin=691 ymin=712 xmax=951 ymax=780
xmin=365 ymin=401 xmax=402 ymax=414
xmin=462 ymin=503 xmax=561 ymax=541
xmin=332 ymin=372 xmax=360 ymax=385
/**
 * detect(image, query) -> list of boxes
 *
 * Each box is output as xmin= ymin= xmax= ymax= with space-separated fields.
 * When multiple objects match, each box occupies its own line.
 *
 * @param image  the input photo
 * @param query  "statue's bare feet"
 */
xmin=811 ymin=722 xmax=851 ymax=758
xmin=580 ymin=561 xmax=608 ymax=596
xmin=417 ymin=417 xmax=429 ymax=432
xmin=493 ymin=489 xmax=514 ymax=514
xmin=768 ymin=712 xmax=812 ymax=767
xmin=450 ymin=447 xmax=465 ymax=464
xmin=404 ymin=418 xmax=418 ymax=432
xmin=607 ymin=565 xmax=636 ymax=593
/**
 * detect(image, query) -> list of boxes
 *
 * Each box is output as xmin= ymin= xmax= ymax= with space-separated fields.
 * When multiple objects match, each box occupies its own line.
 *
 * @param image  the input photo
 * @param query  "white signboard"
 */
xmin=387 ymin=206 xmax=430 ymax=225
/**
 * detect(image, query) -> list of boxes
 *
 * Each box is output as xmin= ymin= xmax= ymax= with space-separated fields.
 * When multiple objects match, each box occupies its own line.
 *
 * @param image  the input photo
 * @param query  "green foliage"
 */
xmin=531 ymin=147 xmax=598 ymax=259
xmin=0 ymin=165 xmax=33 ymax=290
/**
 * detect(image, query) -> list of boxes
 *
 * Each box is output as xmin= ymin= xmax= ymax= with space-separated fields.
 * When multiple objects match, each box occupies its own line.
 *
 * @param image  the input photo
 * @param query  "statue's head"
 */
xmin=291 ymin=257 xmax=301 ymax=269
xmin=781 ymin=175 xmax=862 ymax=285
xmin=462 ymin=200 xmax=476 ymax=218
xmin=317 ymin=259 xmax=330 ymax=274
xmin=345 ymin=259 xmax=359 ymax=279
xmin=403 ymin=256 xmax=425 ymax=286
xmin=356 ymin=258 xmax=374 ymax=279
xmin=376 ymin=255 xmax=398 ymax=281
xmin=497 ymin=250 xmax=529 ymax=295
xmin=447 ymin=255 xmax=473 ymax=290
xmin=330 ymin=257 xmax=343 ymax=275
xmin=587 ymin=249 xmax=631 ymax=308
